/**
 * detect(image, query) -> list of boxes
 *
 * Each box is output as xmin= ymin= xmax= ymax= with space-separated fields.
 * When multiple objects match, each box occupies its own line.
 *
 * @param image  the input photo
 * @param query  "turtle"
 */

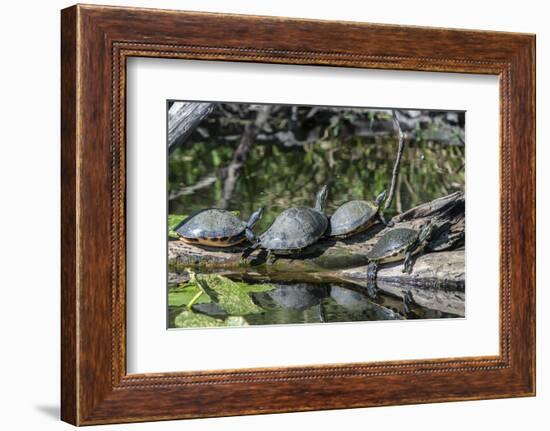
xmin=244 ymin=185 xmax=329 ymax=262
xmin=365 ymin=221 xmax=438 ymax=280
xmin=328 ymin=190 xmax=389 ymax=239
xmin=174 ymin=207 xmax=263 ymax=248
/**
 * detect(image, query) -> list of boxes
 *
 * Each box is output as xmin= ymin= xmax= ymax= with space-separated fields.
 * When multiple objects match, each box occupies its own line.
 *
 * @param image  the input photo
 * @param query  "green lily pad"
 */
xmin=171 ymin=271 xmax=275 ymax=315
xmin=224 ymin=316 xmax=249 ymax=327
xmin=192 ymin=273 xmax=265 ymax=315
xmin=173 ymin=310 xmax=250 ymax=328
xmin=168 ymin=284 xmax=211 ymax=307
xmin=236 ymin=282 xmax=276 ymax=293
xmin=174 ymin=310 xmax=224 ymax=328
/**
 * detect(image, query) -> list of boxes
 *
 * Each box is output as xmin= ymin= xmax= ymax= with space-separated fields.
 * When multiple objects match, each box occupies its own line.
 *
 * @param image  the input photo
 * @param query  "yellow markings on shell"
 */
xmin=350 ymin=218 xmax=376 ymax=235
xmin=378 ymin=252 xmax=406 ymax=264
xmin=180 ymin=236 xmax=245 ymax=247
xmin=377 ymin=245 xmax=421 ymax=264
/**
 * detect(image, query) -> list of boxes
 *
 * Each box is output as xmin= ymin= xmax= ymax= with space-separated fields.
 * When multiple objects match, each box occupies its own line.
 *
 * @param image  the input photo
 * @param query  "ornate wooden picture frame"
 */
xmin=61 ymin=4 xmax=535 ymax=425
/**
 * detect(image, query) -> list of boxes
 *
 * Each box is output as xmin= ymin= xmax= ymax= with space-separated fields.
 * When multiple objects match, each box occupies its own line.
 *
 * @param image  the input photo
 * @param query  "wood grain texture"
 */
xmin=60 ymin=4 xmax=536 ymax=425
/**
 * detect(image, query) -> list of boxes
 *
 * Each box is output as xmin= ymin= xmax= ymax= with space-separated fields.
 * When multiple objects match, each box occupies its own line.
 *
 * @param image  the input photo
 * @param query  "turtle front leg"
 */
xmin=367 ymin=261 xmax=379 ymax=281
xmin=378 ymin=212 xmax=394 ymax=228
xmin=266 ymin=250 xmax=277 ymax=265
xmin=241 ymin=241 xmax=261 ymax=264
xmin=365 ymin=280 xmax=378 ymax=298
xmin=403 ymin=242 xmax=428 ymax=274
xmin=403 ymin=251 xmax=414 ymax=274
xmin=244 ymin=227 xmax=257 ymax=244
xmin=403 ymin=290 xmax=414 ymax=316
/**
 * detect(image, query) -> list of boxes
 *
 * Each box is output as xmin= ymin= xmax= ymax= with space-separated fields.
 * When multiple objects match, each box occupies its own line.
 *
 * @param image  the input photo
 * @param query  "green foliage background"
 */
xmin=168 ymin=105 xmax=465 ymax=232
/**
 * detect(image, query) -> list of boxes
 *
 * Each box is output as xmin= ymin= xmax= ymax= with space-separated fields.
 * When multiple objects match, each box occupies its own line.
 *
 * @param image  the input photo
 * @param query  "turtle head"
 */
xmin=315 ymin=185 xmax=329 ymax=212
xmin=418 ymin=221 xmax=438 ymax=243
xmin=375 ymin=190 xmax=387 ymax=206
xmin=246 ymin=207 xmax=264 ymax=229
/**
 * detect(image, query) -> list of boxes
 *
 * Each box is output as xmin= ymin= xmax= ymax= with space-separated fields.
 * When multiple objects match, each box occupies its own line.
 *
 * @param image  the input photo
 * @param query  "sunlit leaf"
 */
xmin=174 ymin=310 xmax=224 ymax=328
xmin=192 ymin=273 xmax=265 ymax=315
xmin=224 ymin=316 xmax=249 ymax=327
xmin=173 ymin=309 xmax=250 ymax=329
xmin=168 ymin=283 xmax=211 ymax=307
xmin=236 ymin=282 xmax=276 ymax=293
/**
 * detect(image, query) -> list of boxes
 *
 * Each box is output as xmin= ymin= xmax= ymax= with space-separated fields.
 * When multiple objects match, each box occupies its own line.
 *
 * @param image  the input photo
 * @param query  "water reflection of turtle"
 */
xmin=175 ymin=208 xmax=263 ymax=247
xmin=329 ymin=285 xmax=373 ymax=312
xmin=366 ymin=222 xmax=438 ymax=279
xmin=328 ymin=190 xmax=389 ymax=239
xmin=244 ymin=185 xmax=329 ymax=263
xmin=267 ymin=284 xmax=329 ymax=310
xmin=330 ymin=285 xmax=402 ymax=320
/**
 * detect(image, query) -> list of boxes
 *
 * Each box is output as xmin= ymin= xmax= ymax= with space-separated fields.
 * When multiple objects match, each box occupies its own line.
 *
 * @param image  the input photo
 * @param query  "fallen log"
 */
xmin=168 ymin=192 xmax=465 ymax=315
xmin=169 ymin=192 xmax=464 ymax=272
xmin=168 ymin=102 xmax=213 ymax=153
xmin=338 ymin=250 xmax=465 ymax=316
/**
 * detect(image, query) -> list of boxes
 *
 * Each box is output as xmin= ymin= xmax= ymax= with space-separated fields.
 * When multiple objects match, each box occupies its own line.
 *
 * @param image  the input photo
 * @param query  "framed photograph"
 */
xmin=61 ymin=4 xmax=535 ymax=425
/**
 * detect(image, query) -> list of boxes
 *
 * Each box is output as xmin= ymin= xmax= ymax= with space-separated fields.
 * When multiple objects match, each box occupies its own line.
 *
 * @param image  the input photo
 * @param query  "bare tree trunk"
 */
xmin=219 ymin=106 xmax=271 ymax=208
xmin=168 ymin=105 xmax=271 ymax=204
xmin=384 ymin=110 xmax=406 ymax=210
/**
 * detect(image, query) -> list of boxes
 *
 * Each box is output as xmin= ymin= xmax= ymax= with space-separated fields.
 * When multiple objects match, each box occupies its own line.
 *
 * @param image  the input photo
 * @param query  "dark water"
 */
xmin=168 ymin=280 xmax=459 ymax=328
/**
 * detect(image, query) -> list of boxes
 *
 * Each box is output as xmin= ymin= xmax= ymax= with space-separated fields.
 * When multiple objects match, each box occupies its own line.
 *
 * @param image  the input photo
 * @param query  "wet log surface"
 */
xmin=168 ymin=192 xmax=465 ymax=316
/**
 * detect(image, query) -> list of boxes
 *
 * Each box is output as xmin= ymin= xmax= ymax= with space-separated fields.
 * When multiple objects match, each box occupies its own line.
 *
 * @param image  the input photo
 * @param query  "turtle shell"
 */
xmin=175 ymin=209 xmax=246 ymax=246
xmin=260 ymin=207 xmax=328 ymax=252
xmin=329 ymin=200 xmax=379 ymax=237
xmin=366 ymin=228 xmax=418 ymax=261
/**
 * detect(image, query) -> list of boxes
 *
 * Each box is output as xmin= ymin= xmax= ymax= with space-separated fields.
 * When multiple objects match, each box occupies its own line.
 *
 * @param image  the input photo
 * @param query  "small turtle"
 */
xmin=366 ymin=222 xmax=437 ymax=279
xmin=329 ymin=190 xmax=389 ymax=239
xmin=245 ymin=185 xmax=329 ymax=262
xmin=175 ymin=207 xmax=263 ymax=247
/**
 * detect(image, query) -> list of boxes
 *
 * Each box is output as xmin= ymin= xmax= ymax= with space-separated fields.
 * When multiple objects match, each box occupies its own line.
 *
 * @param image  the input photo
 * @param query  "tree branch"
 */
xmin=384 ymin=110 xmax=406 ymax=210
xmin=219 ymin=106 xmax=271 ymax=208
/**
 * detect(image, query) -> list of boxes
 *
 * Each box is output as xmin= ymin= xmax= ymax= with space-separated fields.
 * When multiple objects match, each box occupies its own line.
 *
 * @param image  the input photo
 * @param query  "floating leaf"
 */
xmin=192 ymin=273 xmax=264 ymax=315
xmin=174 ymin=310 xmax=224 ymax=328
xmin=224 ymin=316 xmax=249 ymax=327
xmin=168 ymin=284 xmax=211 ymax=307
xmin=236 ymin=282 xmax=276 ymax=293
xmin=173 ymin=310 xmax=249 ymax=328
